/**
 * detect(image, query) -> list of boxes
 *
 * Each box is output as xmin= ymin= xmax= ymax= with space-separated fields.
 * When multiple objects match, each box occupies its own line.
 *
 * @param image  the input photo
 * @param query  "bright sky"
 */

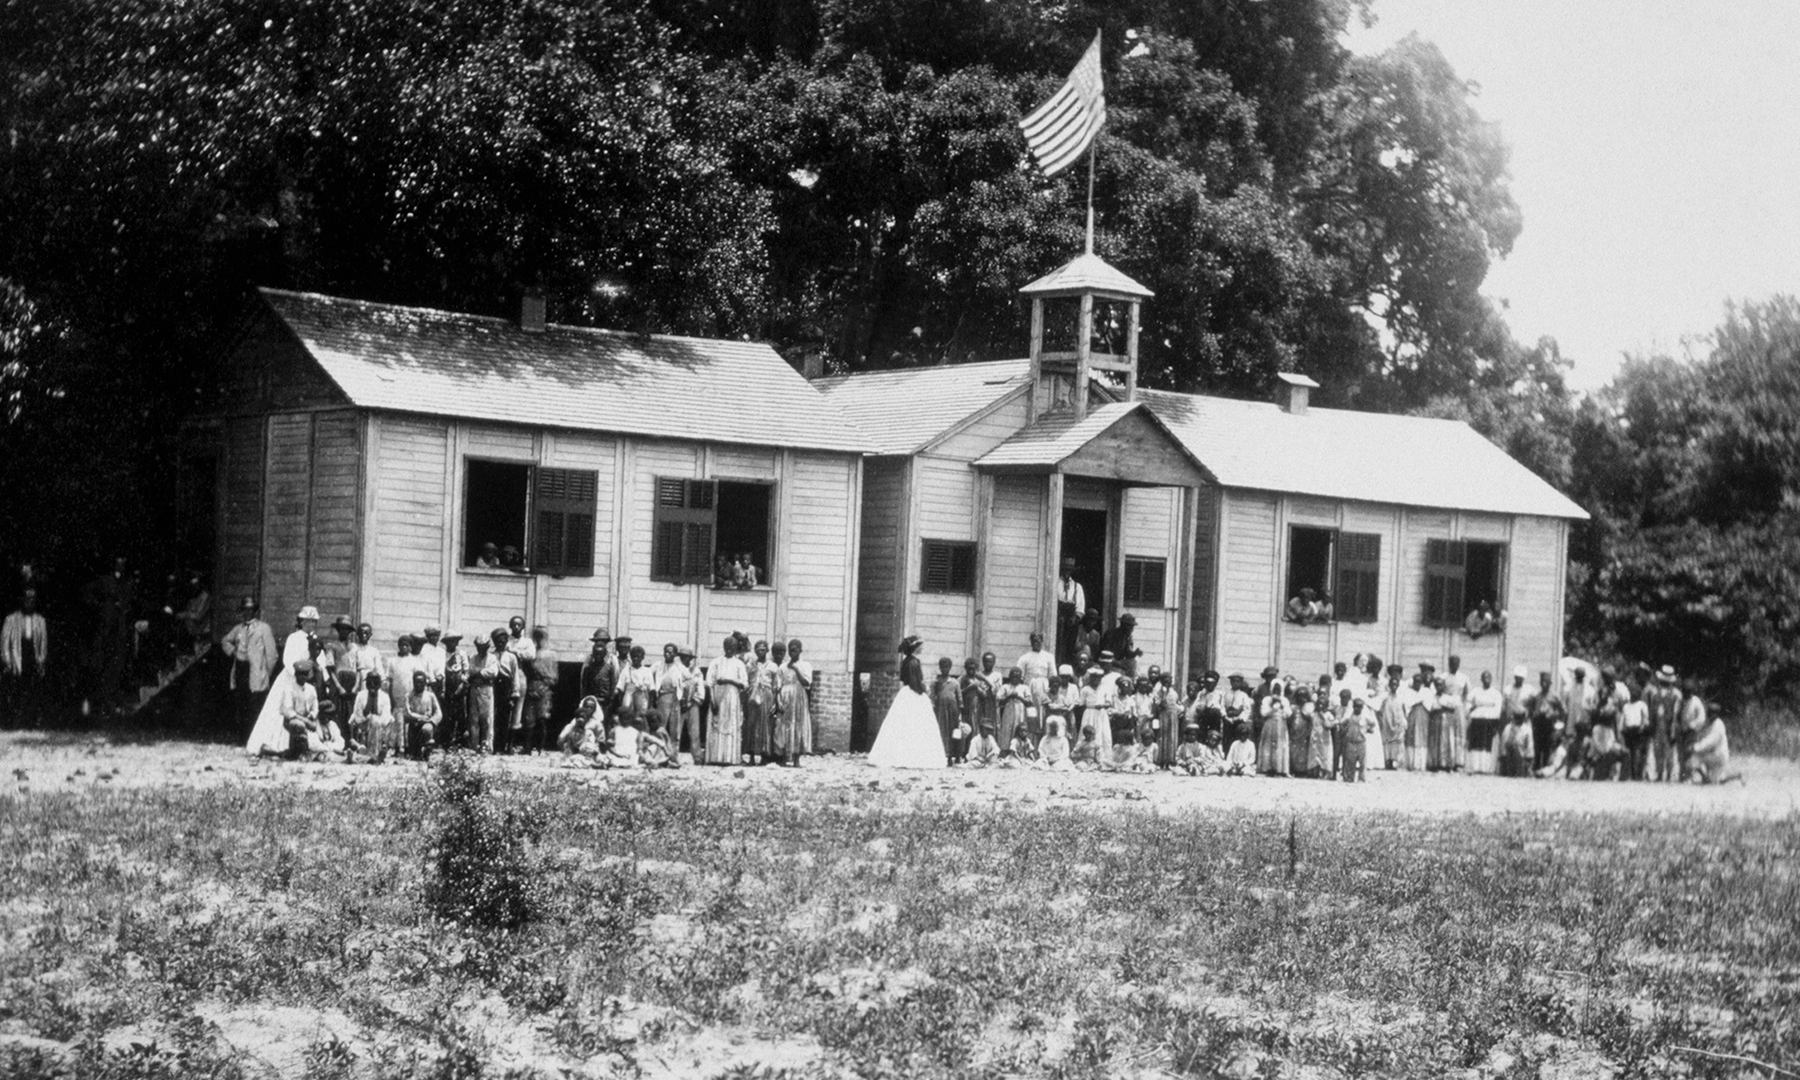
xmin=1343 ymin=0 xmax=1800 ymax=390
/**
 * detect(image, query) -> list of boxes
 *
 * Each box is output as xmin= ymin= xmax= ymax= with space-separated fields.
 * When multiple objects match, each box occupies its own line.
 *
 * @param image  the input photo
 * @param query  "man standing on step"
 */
xmin=220 ymin=597 xmax=279 ymax=733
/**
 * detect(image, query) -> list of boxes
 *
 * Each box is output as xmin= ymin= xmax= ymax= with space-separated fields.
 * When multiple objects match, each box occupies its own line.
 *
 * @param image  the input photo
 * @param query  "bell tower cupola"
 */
xmin=1021 ymin=252 xmax=1153 ymax=422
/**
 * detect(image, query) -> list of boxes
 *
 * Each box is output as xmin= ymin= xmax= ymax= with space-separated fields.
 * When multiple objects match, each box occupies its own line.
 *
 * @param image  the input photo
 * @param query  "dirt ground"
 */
xmin=5 ymin=730 xmax=1793 ymax=818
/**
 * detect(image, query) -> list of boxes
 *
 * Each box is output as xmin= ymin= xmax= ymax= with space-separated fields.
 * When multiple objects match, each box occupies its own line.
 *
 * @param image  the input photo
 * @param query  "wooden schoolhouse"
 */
xmin=815 ymin=251 xmax=1589 ymax=729
xmin=185 ymin=289 xmax=869 ymax=745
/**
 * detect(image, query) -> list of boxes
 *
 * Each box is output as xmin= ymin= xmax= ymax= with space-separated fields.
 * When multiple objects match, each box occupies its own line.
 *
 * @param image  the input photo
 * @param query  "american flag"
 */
xmin=1019 ymin=32 xmax=1105 ymax=178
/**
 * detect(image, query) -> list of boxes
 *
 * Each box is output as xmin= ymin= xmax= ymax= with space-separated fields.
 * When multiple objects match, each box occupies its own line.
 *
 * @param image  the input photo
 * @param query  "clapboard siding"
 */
xmin=219 ymin=417 xmax=265 ymax=612
xmin=711 ymin=445 xmax=780 ymax=479
xmin=1396 ymin=508 xmax=1453 ymax=667
xmin=305 ymin=411 xmax=361 ymax=620
xmin=626 ymin=441 xmax=703 ymax=648
xmin=261 ymin=412 xmax=314 ymax=623
xmin=855 ymin=457 xmax=907 ymax=669
xmin=781 ymin=453 xmax=856 ymax=667
xmin=369 ymin=417 xmax=450 ymax=646
xmin=1505 ymin=515 xmax=1564 ymax=681
xmin=541 ymin=431 xmax=619 ymax=648
xmin=983 ymin=474 xmax=1045 ymax=655
xmin=466 ymin=427 xmax=535 ymax=460
xmin=1121 ymin=486 xmax=1176 ymax=672
xmin=460 ymin=571 xmax=531 ymax=636
xmin=914 ymin=455 xmax=976 ymax=541
xmin=1329 ymin=501 xmax=1399 ymax=671
xmin=930 ymin=391 xmax=1030 ymax=460
xmin=915 ymin=593 xmax=973 ymax=663
xmin=1216 ymin=491 xmax=1278 ymax=676
xmin=705 ymin=588 xmax=772 ymax=648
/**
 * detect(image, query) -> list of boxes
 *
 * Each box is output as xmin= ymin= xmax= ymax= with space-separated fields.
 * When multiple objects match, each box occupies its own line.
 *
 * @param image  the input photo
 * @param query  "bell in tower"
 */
xmin=1020 ymin=252 xmax=1154 ymax=422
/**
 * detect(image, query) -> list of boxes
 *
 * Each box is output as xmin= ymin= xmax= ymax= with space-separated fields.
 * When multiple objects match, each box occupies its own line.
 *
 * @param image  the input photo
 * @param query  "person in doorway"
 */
xmin=1074 ymin=610 xmax=1103 ymax=669
xmin=1056 ymin=558 xmax=1085 ymax=666
xmin=1097 ymin=614 xmax=1143 ymax=677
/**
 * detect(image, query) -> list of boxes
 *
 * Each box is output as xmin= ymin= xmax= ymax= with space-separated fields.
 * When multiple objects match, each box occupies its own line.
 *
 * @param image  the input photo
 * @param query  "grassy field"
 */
xmin=2 ymin=751 xmax=1797 ymax=1080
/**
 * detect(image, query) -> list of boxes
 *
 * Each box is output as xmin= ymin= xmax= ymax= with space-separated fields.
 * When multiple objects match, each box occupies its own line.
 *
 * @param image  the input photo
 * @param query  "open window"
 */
xmin=1424 ymin=539 xmax=1507 ymax=628
xmin=1285 ymin=526 xmax=1381 ymax=623
xmin=920 ymin=540 xmax=977 ymax=594
xmin=1123 ymin=556 xmax=1166 ymax=608
xmin=651 ymin=477 xmax=775 ymax=587
xmin=463 ymin=460 xmax=597 ymax=575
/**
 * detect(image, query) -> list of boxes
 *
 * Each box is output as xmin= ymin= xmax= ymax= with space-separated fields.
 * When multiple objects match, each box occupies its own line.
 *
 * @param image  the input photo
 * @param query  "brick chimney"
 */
xmin=1276 ymin=372 xmax=1319 ymax=416
xmin=519 ymin=292 xmax=547 ymax=333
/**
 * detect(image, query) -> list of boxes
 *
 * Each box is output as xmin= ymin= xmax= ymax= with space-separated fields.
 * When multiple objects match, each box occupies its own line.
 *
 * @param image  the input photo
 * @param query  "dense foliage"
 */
xmin=2 ymin=0 xmax=1535 ymax=565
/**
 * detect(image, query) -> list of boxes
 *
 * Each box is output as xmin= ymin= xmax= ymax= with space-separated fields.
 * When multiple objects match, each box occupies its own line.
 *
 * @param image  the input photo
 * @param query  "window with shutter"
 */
xmin=1335 ymin=532 xmax=1381 ymax=623
xmin=1123 ymin=557 xmax=1167 ymax=607
xmin=920 ymin=540 xmax=977 ymax=594
xmin=651 ymin=478 xmax=718 ymax=585
xmin=532 ymin=467 xmax=599 ymax=576
xmin=1424 ymin=539 xmax=1467 ymax=627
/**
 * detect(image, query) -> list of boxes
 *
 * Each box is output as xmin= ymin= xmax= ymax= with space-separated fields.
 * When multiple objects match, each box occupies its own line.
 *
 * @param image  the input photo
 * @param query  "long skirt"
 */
xmin=1427 ymin=706 xmax=1464 ymax=770
xmin=868 ymin=687 xmax=947 ymax=769
xmin=1289 ymin=714 xmax=1310 ymax=776
xmin=1404 ymin=703 xmax=1430 ymax=771
xmin=935 ymin=689 xmax=961 ymax=756
xmin=997 ymin=699 xmax=1027 ymax=753
xmin=743 ymin=687 xmax=772 ymax=757
xmin=1465 ymin=715 xmax=1501 ymax=773
xmin=771 ymin=683 xmax=811 ymax=758
xmin=1257 ymin=713 xmax=1290 ymax=775
xmin=245 ymin=671 xmax=298 ymax=755
xmin=1378 ymin=706 xmax=1406 ymax=764
xmin=706 ymin=689 xmax=745 ymax=764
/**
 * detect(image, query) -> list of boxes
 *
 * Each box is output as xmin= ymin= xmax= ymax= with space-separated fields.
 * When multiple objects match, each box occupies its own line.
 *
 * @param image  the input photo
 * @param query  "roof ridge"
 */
xmin=260 ymin=286 xmax=772 ymax=353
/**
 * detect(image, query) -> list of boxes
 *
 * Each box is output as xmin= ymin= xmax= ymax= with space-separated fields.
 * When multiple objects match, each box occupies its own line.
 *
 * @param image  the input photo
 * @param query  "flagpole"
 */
xmin=1084 ymin=139 xmax=1096 ymax=255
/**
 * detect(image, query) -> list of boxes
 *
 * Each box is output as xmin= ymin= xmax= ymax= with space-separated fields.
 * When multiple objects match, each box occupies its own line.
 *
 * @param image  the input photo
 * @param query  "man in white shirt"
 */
xmin=1056 ymin=558 xmax=1085 ymax=665
xmin=1016 ymin=631 xmax=1056 ymax=709
xmin=417 ymin=623 xmax=448 ymax=692
xmin=652 ymin=643 xmax=687 ymax=732
xmin=2 ymin=587 xmax=49 ymax=724
xmin=1329 ymin=661 xmax=1363 ymax=708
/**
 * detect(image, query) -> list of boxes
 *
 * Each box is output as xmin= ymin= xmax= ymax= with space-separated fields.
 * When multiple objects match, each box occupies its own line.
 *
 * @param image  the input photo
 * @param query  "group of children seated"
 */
xmin=553 ymin=693 xmax=683 ymax=769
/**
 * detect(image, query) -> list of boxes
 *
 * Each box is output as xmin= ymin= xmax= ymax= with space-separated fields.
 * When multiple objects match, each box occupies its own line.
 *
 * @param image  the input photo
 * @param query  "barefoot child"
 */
xmin=558 ymin=695 xmax=605 ymax=764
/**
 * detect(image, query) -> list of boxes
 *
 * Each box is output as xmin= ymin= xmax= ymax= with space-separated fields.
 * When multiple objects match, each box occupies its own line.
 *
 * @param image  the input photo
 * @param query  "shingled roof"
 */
xmin=258 ymin=288 xmax=868 ymax=454
xmin=1136 ymin=389 xmax=1589 ymax=520
xmin=812 ymin=358 xmax=1032 ymax=456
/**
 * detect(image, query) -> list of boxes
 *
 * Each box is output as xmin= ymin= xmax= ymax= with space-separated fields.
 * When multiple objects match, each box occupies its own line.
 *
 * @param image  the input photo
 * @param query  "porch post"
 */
xmin=1041 ymin=471 xmax=1065 ymax=653
xmin=1175 ymin=483 xmax=1200 ymax=690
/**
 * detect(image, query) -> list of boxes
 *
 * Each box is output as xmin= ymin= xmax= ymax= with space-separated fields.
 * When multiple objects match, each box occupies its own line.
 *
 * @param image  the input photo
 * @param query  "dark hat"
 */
xmin=441 ymin=631 xmax=464 ymax=644
xmin=490 ymin=627 xmax=509 ymax=643
xmin=331 ymin=614 xmax=355 ymax=630
xmin=532 ymin=624 xmax=549 ymax=636
xmin=677 ymin=646 xmax=696 ymax=660
xmin=1260 ymin=665 xmax=1279 ymax=679
xmin=1656 ymin=664 xmax=1677 ymax=684
xmin=1061 ymin=557 xmax=1077 ymax=569
xmin=1097 ymin=649 xmax=1115 ymax=663
xmin=1203 ymin=669 xmax=1220 ymax=681
xmin=899 ymin=634 xmax=923 ymax=652
xmin=1118 ymin=613 xmax=1137 ymax=625
xmin=239 ymin=596 xmax=258 ymax=612
xmin=614 ymin=634 xmax=634 ymax=644
xmin=591 ymin=627 xmax=613 ymax=642
xmin=1386 ymin=664 xmax=1404 ymax=676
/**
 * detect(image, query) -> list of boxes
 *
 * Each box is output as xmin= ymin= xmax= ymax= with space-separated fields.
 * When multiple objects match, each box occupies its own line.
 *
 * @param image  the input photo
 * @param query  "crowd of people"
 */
xmin=0 ymin=555 xmax=1742 ymax=789
xmin=865 ymin=632 xmax=1739 ymax=784
xmin=227 ymin=599 xmax=818 ymax=769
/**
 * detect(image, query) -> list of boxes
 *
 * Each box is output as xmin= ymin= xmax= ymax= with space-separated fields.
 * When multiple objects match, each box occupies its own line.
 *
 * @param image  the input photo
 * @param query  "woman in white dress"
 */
xmin=244 ymin=609 xmax=320 ymax=756
xmin=868 ymin=635 xmax=946 ymax=769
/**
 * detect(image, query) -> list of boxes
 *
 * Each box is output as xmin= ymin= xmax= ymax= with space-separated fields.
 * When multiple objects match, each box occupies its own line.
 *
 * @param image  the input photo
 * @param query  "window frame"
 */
xmin=919 ymin=539 xmax=978 ymax=595
xmin=1122 ymin=556 xmax=1168 ymax=608
xmin=649 ymin=475 xmax=779 ymax=588
xmin=461 ymin=458 xmax=599 ymax=578
xmin=1284 ymin=525 xmax=1382 ymax=624
xmin=712 ymin=478 xmax=777 ymax=590
xmin=1423 ymin=539 xmax=1507 ymax=629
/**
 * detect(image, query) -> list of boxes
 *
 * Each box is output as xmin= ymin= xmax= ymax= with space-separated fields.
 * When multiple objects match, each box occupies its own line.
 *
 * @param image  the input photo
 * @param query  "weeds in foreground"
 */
xmin=1 ymin=775 xmax=1796 ymax=1079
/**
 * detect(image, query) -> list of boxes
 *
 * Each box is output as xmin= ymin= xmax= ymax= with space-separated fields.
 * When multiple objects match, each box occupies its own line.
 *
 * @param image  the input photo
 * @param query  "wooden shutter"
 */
xmin=921 ymin=540 xmax=976 ymax=594
xmin=1424 ymin=539 xmax=1466 ymax=627
xmin=1335 ymin=533 xmax=1381 ymax=623
xmin=533 ymin=468 xmax=598 ymax=576
xmin=651 ymin=477 xmax=717 ymax=585
xmin=1124 ymin=557 xmax=1166 ymax=607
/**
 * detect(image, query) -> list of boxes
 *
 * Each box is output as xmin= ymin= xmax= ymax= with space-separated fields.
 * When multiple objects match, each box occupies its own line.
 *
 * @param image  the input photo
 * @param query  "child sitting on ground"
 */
xmin=606 ymin=710 xmax=642 ymax=769
xmin=639 ymin=708 xmax=678 ymax=768
xmin=1173 ymin=724 xmax=1206 ymax=775
xmin=1125 ymin=715 xmax=1160 ymax=773
xmin=967 ymin=717 xmax=1002 ymax=767
xmin=1070 ymin=721 xmax=1102 ymax=770
xmin=1225 ymin=719 xmax=1257 ymax=776
xmin=1005 ymin=723 xmax=1038 ymax=766
xmin=1193 ymin=729 xmax=1228 ymax=776
xmin=1036 ymin=715 xmax=1071 ymax=771
xmin=558 ymin=696 xmax=606 ymax=765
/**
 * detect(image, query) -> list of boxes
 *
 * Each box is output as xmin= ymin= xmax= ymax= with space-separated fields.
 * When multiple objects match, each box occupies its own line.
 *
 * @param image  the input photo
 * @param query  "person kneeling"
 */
xmin=347 ymin=671 xmax=394 ymax=764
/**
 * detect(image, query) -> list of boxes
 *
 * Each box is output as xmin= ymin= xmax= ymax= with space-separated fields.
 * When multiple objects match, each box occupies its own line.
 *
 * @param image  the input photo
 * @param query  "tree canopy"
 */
xmin=2 ymin=0 xmax=1534 ymax=570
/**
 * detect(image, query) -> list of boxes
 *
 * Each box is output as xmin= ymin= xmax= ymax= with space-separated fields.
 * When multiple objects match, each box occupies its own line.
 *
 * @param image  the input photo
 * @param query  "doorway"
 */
xmin=1061 ymin=508 xmax=1109 ymax=618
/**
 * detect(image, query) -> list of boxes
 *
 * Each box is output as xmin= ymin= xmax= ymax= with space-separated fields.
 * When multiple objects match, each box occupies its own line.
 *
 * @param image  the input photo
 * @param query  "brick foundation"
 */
xmin=811 ymin=669 xmax=855 ymax=752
